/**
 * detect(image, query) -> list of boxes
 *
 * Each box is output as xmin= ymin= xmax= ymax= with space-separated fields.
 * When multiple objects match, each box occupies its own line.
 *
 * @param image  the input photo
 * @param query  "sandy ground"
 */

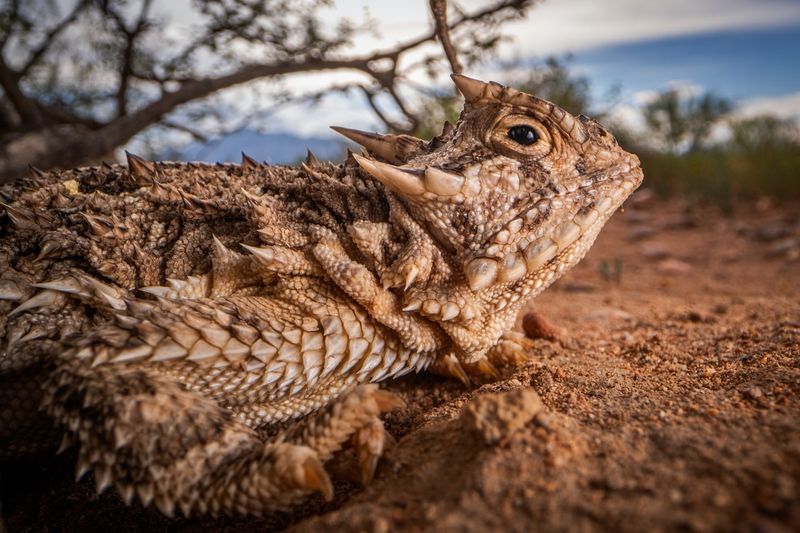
xmin=3 ymin=193 xmax=799 ymax=532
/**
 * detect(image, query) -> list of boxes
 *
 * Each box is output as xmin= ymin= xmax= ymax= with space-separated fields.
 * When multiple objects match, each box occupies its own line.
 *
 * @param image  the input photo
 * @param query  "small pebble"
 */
xmin=461 ymin=389 xmax=545 ymax=446
xmin=522 ymin=312 xmax=562 ymax=342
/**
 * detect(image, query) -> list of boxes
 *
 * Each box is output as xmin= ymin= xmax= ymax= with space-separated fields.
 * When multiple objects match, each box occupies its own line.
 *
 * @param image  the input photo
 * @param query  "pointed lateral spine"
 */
xmin=125 ymin=151 xmax=156 ymax=182
xmin=241 ymin=152 xmax=259 ymax=171
xmin=305 ymin=149 xmax=321 ymax=168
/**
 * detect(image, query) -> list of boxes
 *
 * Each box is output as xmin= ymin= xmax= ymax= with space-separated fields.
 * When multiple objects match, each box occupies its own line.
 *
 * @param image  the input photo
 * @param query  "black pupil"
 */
xmin=507 ymin=125 xmax=538 ymax=146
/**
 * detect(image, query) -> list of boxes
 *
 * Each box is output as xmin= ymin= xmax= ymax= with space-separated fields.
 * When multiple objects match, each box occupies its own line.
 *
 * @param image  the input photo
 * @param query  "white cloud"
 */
xmin=492 ymin=0 xmax=800 ymax=56
xmin=328 ymin=0 xmax=800 ymax=58
xmin=737 ymin=92 xmax=800 ymax=120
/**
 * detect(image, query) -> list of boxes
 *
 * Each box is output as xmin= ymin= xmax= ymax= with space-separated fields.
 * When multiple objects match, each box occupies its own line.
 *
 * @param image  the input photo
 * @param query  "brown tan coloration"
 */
xmin=0 ymin=75 xmax=642 ymax=516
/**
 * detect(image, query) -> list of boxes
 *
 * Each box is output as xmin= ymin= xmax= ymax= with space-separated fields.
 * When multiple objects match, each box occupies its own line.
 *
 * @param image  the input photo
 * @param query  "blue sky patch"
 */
xmin=568 ymin=22 xmax=800 ymax=104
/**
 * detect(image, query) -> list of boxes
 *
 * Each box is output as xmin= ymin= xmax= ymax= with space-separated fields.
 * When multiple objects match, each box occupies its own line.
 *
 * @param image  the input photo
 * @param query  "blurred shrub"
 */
xmin=632 ymin=116 xmax=800 ymax=207
xmin=513 ymin=57 xmax=593 ymax=117
xmin=642 ymin=89 xmax=732 ymax=153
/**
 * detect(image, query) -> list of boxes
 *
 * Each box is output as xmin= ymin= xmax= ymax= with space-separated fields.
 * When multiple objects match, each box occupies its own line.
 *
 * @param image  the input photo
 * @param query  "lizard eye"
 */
xmin=489 ymin=114 xmax=553 ymax=159
xmin=507 ymin=125 xmax=538 ymax=146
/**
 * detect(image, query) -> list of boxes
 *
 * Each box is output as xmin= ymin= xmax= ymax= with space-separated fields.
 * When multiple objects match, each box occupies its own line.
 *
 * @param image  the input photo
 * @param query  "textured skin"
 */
xmin=0 ymin=75 xmax=643 ymax=516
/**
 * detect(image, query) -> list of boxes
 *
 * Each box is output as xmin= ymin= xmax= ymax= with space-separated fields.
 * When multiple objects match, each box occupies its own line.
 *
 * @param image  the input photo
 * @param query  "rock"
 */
xmin=460 ymin=388 xmax=545 ymax=446
xmin=559 ymin=280 xmax=598 ymax=293
xmin=680 ymin=309 xmax=714 ymax=323
xmin=627 ymin=226 xmax=658 ymax=242
xmin=754 ymin=223 xmax=790 ymax=242
xmin=585 ymin=306 xmax=636 ymax=325
xmin=657 ymin=258 xmax=693 ymax=275
xmin=745 ymin=386 xmax=764 ymax=400
xmin=765 ymin=238 xmax=799 ymax=259
xmin=522 ymin=312 xmax=562 ymax=342
xmin=640 ymin=241 xmax=671 ymax=260
xmin=660 ymin=213 xmax=697 ymax=231
xmin=628 ymin=188 xmax=656 ymax=209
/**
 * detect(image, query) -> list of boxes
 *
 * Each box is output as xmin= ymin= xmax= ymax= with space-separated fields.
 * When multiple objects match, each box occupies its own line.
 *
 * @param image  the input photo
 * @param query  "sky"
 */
xmin=145 ymin=0 xmax=800 ymax=143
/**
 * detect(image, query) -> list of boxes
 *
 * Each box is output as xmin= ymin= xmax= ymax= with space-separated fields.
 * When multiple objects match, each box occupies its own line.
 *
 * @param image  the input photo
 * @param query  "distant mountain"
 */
xmin=166 ymin=128 xmax=348 ymax=165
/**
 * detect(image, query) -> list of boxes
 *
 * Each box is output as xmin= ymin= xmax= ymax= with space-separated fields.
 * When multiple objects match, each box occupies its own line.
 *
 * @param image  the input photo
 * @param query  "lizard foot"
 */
xmin=486 ymin=330 xmax=537 ymax=366
xmin=430 ymin=331 xmax=536 ymax=386
xmin=283 ymin=384 xmax=404 ymax=487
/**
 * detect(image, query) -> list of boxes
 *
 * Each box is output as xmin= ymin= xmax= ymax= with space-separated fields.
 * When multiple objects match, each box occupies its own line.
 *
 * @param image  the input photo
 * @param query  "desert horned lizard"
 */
xmin=0 ymin=75 xmax=643 ymax=516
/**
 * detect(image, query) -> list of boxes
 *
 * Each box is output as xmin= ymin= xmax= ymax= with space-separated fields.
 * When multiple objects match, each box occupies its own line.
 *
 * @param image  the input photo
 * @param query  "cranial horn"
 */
xmin=331 ymin=126 xmax=425 ymax=165
xmin=451 ymin=74 xmax=502 ymax=104
xmin=352 ymin=154 xmax=425 ymax=196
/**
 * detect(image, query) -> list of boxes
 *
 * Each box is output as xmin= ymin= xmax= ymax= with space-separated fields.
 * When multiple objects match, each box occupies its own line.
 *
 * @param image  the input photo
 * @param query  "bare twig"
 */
xmin=429 ymin=0 xmax=463 ymax=76
xmin=359 ymin=86 xmax=409 ymax=132
xmin=0 ymin=0 xmax=22 ymax=50
xmin=160 ymin=119 xmax=208 ymax=142
xmin=106 ymin=0 xmax=154 ymax=116
xmin=18 ymin=0 xmax=91 ymax=78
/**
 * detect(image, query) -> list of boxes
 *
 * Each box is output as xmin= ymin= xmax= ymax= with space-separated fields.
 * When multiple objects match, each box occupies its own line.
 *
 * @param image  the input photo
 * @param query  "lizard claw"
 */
xmin=373 ymin=389 xmax=406 ymax=412
xmin=300 ymin=455 xmax=334 ymax=501
xmin=464 ymin=357 xmax=501 ymax=380
xmin=429 ymin=352 xmax=471 ymax=386
xmin=487 ymin=330 xmax=536 ymax=366
xmin=353 ymin=418 xmax=387 ymax=486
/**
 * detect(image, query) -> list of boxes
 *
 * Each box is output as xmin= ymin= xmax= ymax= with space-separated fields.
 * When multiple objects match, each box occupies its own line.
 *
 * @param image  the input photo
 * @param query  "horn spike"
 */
xmin=331 ymin=126 xmax=402 ymax=164
xmin=28 ymin=165 xmax=46 ymax=179
xmin=241 ymin=152 xmax=259 ymax=171
xmin=451 ymin=74 xmax=502 ymax=103
xmin=451 ymin=73 xmax=486 ymax=103
xmin=424 ymin=167 xmax=464 ymax=196
xmin=351 ymin=154 xmax=425 ymax=196
xmin=1 ymin=201 xmax=38 ymax=230
xmin=305 ymin=149 xmax=321 ymax=168
xmin=125 ymin=151 xmax=156 ymax=181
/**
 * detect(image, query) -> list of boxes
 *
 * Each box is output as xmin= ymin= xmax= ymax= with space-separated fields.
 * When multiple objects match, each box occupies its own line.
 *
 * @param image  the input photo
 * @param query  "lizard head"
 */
xmin=336 ymin=75 xmax=643 ymax=298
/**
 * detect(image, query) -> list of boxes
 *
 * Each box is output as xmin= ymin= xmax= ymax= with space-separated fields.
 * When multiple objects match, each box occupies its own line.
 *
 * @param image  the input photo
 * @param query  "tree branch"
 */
xmin=18 ymin=0 xmax=91 ymax=78
xmin=370 ymin=0 xmax=528 ymax=63
xmin=0 ymin=0 xmax=21 ymax=51
xmin=0 ymin=0 xmax=535 ymax=182
xmin=106 ymin=0 xmax=153 ymax=117
xmin=160 ymin=119 xmax=208 ymax=142
xmin=358 ymin=86 xmax=408 ymax=132
xmin=429 ymin=0 xmax=463 ymax=76
xmin=0 ymin=54 xmax=41 ymax=124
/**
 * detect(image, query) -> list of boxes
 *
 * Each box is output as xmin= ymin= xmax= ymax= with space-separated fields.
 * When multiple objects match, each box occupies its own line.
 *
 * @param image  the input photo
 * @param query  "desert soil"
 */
xmin=3 ymin=192 xmax=799 ymax=532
